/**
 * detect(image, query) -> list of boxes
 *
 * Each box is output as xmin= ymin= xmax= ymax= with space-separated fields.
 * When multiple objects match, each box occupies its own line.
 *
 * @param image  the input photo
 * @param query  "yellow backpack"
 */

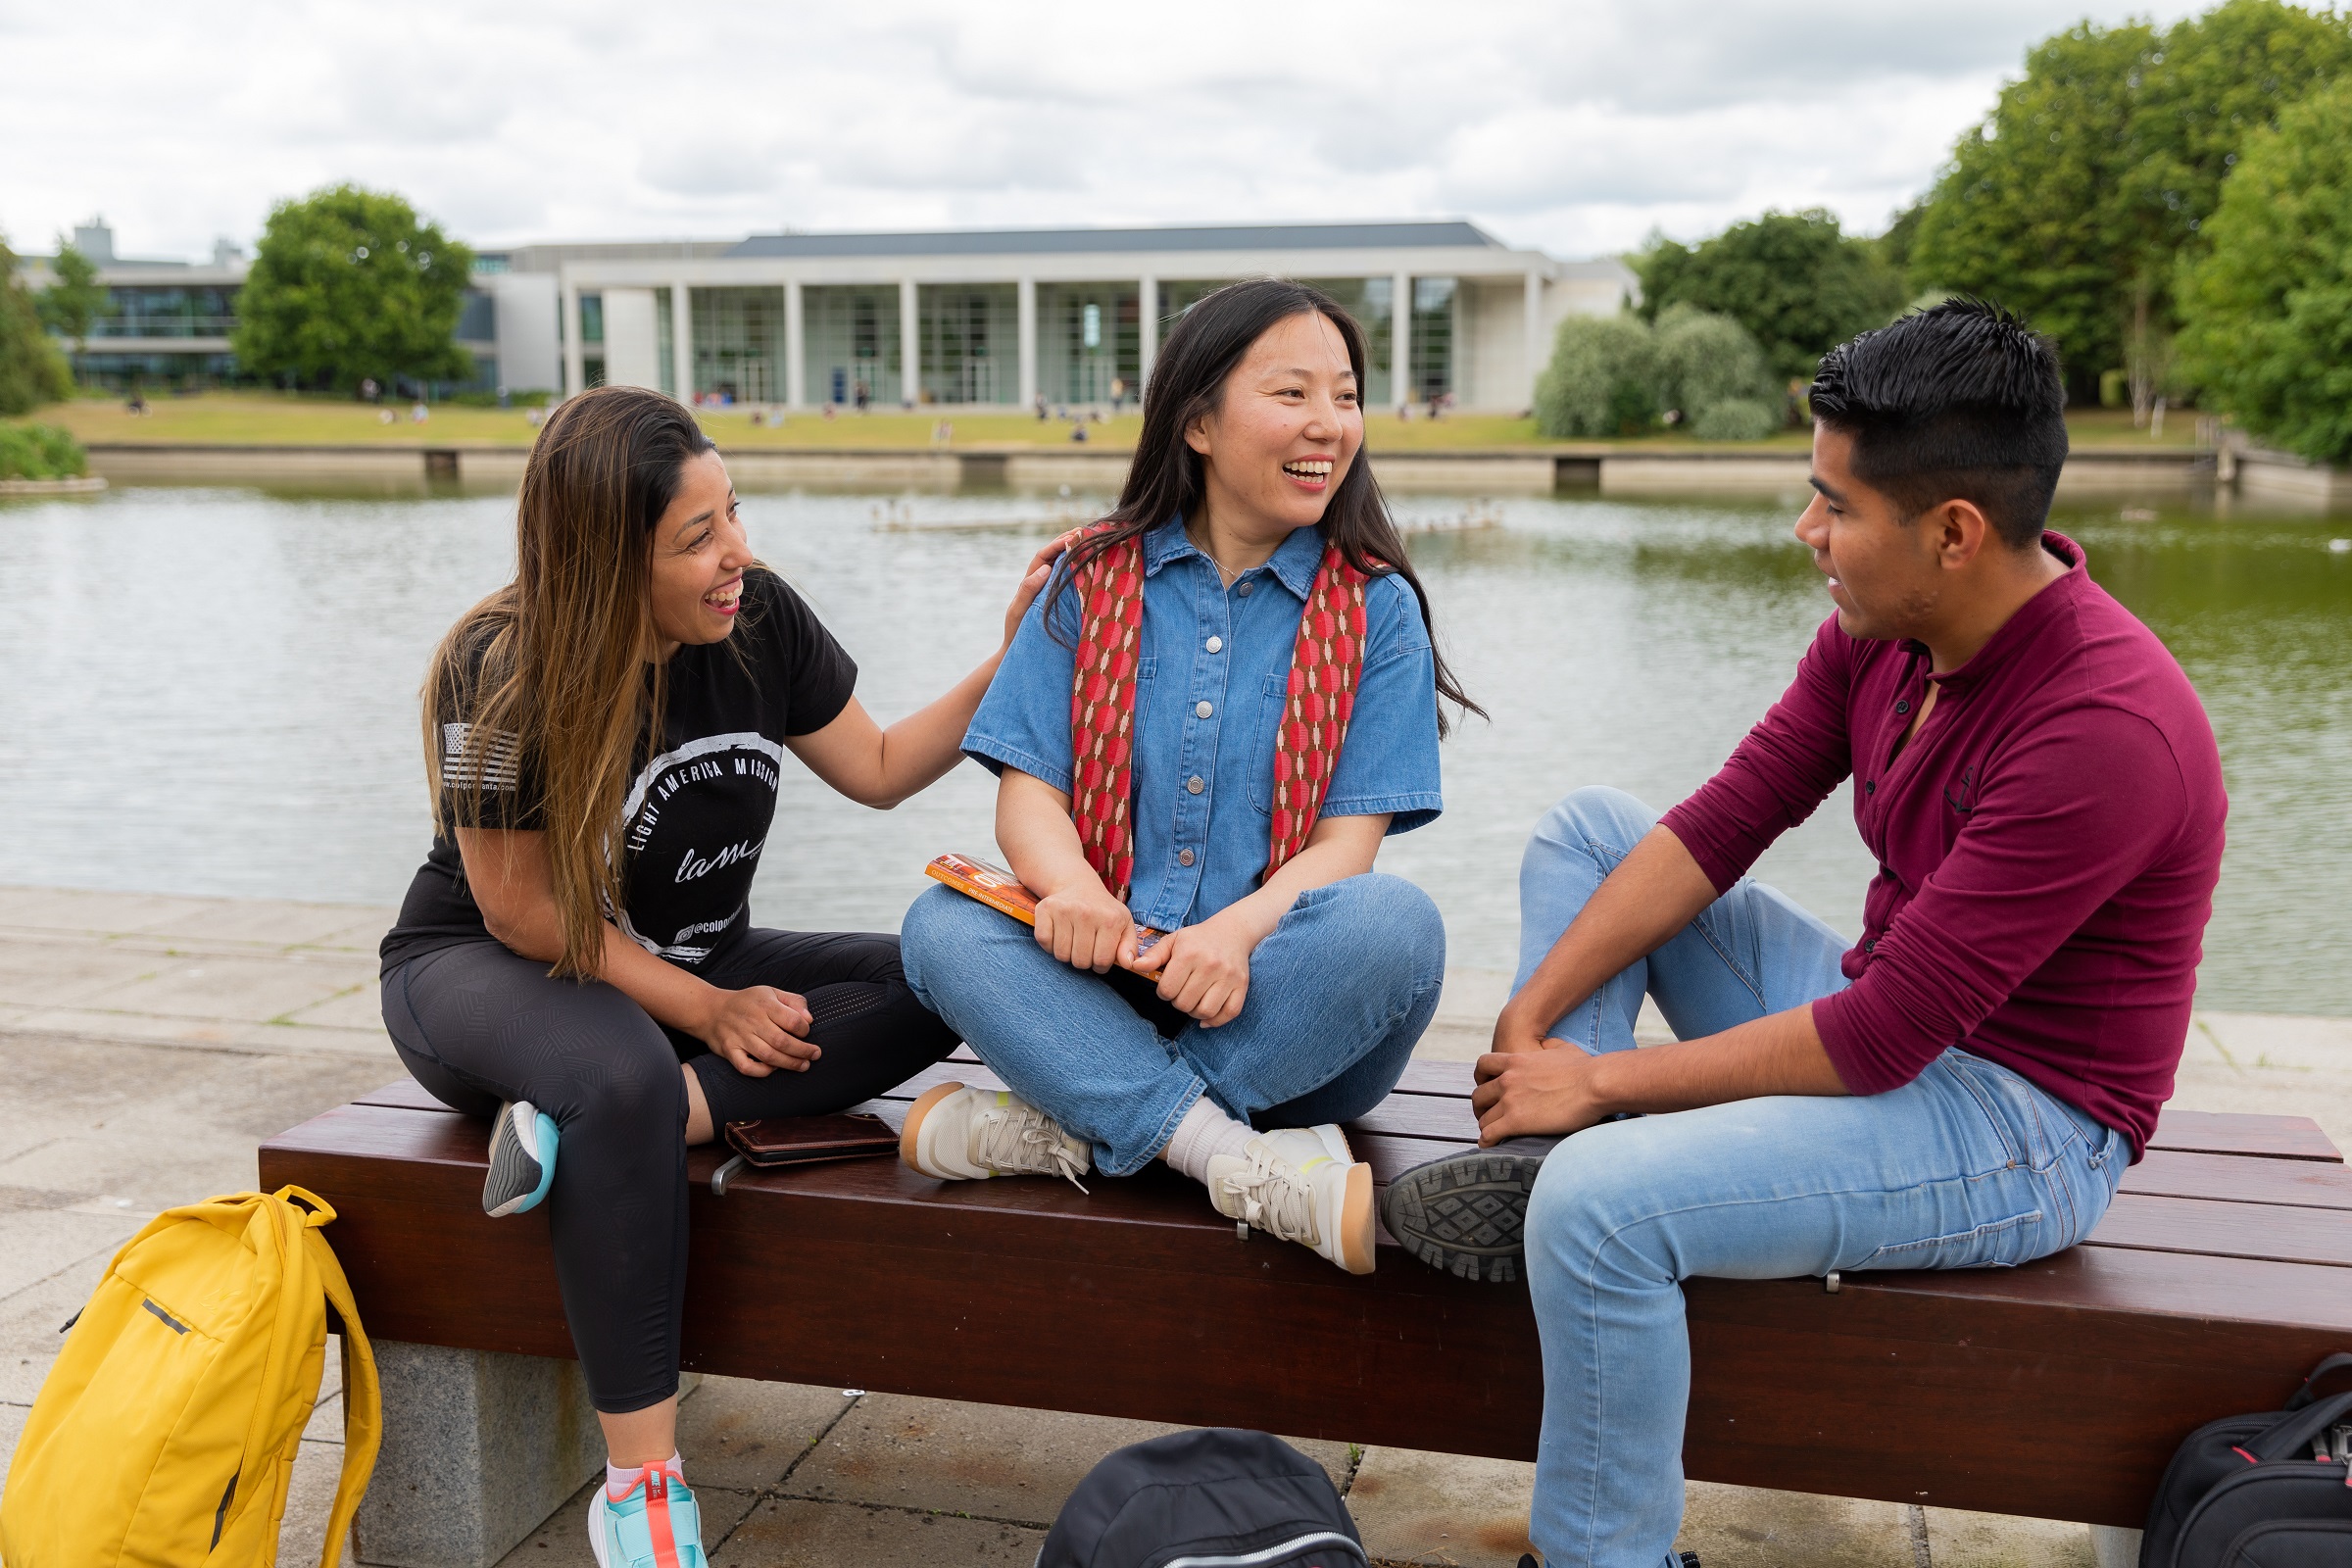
xmin=1 ymin=1186 xmax=381 ymax=1567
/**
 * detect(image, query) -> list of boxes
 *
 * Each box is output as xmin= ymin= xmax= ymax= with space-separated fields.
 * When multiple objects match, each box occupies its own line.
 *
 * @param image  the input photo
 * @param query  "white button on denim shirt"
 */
xmin=961 ymin=517 xmax=1446 ymax=933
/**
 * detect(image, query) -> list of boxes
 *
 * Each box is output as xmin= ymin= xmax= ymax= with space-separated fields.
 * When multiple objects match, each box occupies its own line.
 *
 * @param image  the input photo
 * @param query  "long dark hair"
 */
xmin=422 ymin=385 xmax=715 ymax=977
xmin=1047 ymin=277 xmax=1481 ymax=732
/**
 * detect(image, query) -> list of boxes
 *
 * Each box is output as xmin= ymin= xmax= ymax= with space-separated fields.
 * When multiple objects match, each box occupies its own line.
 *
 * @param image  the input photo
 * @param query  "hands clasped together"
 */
xmin=1031 ymin=878 xmax=1260 ymax=1030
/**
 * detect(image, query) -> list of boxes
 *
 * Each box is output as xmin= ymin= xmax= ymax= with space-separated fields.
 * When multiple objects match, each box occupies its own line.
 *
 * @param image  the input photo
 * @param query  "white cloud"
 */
xmin=0 ymin=0 xmax=2210 ymax=263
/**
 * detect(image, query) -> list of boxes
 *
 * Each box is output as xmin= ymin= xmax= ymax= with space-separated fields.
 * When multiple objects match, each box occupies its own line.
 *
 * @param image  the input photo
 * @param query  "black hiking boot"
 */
xmin=1380 ymin=1137 xmax=1560 ymax=1283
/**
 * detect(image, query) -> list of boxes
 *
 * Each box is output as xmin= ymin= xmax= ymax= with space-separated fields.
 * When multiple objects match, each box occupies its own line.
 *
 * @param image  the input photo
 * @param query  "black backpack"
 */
xmin=2141 ymin=1354 xmax=2352 ymax=1567
xmin=1038 ymin=1428 xmax=1368 ymax=1568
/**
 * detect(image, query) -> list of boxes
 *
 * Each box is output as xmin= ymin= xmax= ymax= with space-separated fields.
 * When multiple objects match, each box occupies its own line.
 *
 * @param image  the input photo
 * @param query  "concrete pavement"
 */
xmin=1 ymin=883 xmax=2344 ymax=1567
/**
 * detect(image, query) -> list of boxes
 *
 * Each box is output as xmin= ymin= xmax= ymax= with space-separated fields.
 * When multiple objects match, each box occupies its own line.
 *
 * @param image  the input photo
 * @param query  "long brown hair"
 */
xmin=422 ymin=385 xmax=716 ymax=978
xmin=1047 ymin=277 xmax=1481 ymax=731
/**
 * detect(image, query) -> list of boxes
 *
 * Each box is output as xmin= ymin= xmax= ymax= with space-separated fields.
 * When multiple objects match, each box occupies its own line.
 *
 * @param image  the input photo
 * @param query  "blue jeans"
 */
xmin=901 ymin=872 xmax=1446 ymax=1175
xmin=1517 ymin=789 xmax=2129 ymax=1568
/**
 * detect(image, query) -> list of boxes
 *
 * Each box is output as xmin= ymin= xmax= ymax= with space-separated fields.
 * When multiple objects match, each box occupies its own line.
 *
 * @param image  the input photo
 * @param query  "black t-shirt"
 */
xmin=380 ymin=568 xmax=857 ymax=974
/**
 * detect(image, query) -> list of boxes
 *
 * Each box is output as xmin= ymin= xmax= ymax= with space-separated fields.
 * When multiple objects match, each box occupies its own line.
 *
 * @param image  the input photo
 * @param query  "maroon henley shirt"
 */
xmin=1658 ymin=533 xmax=2227 ymax=1158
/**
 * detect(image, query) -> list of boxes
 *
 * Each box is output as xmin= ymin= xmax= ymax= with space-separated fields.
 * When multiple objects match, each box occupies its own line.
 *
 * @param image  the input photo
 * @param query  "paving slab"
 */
xmin=0 ymin=1206 xmax=142 ymax=1300
xmin=677 ymin=1375 xmax=858 ymax=1492
xmin=1348 ymin=1446 xmax=1536 ymax=1566
xmin=0 ymin=938 xmax=174 ymax=1009
xmin=1927 ymin=1504 xmax=2096 ymax=1566
xmin=0 ymin=885 xmax=222 ymax=936
xmin=281 ymin=1435 xmax=362 ymax=1567
xmin=790 ymin=1391 xmax=1350 ymax=1525
xmin=711 ymin=1495 xmax=1049 ymax=1567
xmin=1677 ymin=1480 xmax=1913 ymax=1567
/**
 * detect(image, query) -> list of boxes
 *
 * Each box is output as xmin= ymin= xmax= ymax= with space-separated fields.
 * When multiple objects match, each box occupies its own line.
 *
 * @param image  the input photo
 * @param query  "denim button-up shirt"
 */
xmin=963 ymin=517 xmax=1445 ymax=932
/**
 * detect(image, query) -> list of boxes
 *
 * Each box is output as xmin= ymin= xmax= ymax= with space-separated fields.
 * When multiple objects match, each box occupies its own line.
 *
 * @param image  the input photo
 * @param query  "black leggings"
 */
xmin=380 ymin=926 xmax=958 ymax=1413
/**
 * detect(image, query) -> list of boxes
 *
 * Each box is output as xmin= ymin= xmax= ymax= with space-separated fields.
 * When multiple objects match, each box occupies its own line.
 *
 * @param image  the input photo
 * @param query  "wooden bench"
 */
xmin=262 ymin=1054 xmax=2351 ymax=1562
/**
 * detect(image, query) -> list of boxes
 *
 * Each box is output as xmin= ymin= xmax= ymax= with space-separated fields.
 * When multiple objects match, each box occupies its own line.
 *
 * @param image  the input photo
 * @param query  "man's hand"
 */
xmin=1489 ymin=995 xmax=1560 ymax=1055
xmin=1034 ymin=877 xmax=1136 ymax=973
xmin=1127 ymin=910 xmax=1255 ymax=1027
xmin=696 ymin=985 xmax=819 ymax=1077
xmin=1471 ymin=1047 xmax=1608 ymax=1145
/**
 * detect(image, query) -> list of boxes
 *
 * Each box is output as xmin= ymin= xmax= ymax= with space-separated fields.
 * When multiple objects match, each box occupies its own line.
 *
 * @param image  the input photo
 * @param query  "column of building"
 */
xmin=669 ymin=284 xmax=693 ymax=403
xmin=1391 ymin=270 xmax=1413 ymax=412
xmin=562 ymin=281 xmax=586 ymax=399
xmin=783 ymin=280 xmax=806 ymax=408
xmin=1523 ymin=270 xmax=1545 ymax=412
xmin=899 ymin=279 xmax=919 ymax=408
xmin=1138 ymin=276 xmax=1159 ymax=391
xmin=1016 ymin=278 xmax=1038 ymax=408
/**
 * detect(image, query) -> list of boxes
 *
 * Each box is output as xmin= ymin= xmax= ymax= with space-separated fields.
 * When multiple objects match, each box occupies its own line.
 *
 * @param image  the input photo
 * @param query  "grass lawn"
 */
xmin=19 ymin=392 xmax=2207 ymax=453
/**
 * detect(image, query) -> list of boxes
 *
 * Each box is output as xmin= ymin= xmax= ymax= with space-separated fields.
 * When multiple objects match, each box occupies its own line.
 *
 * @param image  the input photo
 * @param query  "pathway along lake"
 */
xmin=3 ymin=481 xmax=2346 ymax=1016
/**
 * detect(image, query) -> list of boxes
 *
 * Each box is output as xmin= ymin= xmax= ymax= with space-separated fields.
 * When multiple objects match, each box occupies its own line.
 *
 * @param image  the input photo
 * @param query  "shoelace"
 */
xmin=974 ymin=1105 xmax=1089 ymax=1192
xmin=1218 ymin=1152 xmax=1319 ymax=1246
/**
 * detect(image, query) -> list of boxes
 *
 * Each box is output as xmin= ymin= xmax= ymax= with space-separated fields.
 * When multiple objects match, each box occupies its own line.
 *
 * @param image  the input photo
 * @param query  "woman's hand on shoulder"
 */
xmin=1002 ymin=532 xmax=1075 ymax=649
xmin=1032 ymin=875 xmax=1135 ymax=974
xmin=1128 ymin=910 xmax=1257 ymax=1028
xmin=694 ymin=985 xmax=818 ymax=1077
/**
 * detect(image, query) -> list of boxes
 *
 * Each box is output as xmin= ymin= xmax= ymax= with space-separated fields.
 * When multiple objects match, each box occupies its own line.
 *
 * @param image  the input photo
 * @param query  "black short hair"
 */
xmin=1806 ymin=298 xmax=2068 ymax=549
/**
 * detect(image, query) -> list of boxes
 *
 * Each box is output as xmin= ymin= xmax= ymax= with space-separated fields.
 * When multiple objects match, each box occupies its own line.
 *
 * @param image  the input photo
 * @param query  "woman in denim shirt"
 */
xmin=899 ymin=279 xmax=1478 ymax=1273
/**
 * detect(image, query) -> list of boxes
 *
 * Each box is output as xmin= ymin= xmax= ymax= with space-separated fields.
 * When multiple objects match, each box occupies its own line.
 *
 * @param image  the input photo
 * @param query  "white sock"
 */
xmin=1162 ymin=1097 xmax=1255 ymax=1186
xmin=607 ymin=1451 xmax=683 ymax=1498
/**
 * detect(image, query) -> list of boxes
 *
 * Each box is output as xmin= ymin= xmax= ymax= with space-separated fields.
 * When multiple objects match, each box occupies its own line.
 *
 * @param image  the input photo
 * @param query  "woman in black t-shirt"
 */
xmin=377 ymin=386 xmax=1056 ymax=1558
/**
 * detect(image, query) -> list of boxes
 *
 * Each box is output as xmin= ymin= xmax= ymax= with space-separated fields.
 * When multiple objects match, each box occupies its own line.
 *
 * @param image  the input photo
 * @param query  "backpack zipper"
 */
xmin=210 ymin=1472 xmax=238 ymax=1549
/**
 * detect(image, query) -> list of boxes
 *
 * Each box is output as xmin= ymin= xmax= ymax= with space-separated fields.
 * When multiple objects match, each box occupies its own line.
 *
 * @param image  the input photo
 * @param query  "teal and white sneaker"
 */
xmin=588 ymin=1466 xmax=707 ymax=1568
xmin=483 ymin=1101 xmax=558 ymax=1217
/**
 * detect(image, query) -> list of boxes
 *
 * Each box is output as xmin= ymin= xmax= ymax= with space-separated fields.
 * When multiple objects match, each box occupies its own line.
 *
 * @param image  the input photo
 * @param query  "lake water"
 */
xmin=3 ymin=480 xmax=2346 ymax=1016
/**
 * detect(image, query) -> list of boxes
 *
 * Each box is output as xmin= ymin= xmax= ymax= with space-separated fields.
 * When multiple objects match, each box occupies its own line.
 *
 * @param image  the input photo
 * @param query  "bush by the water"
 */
xmin=0 ymin=423 xmax=89 ymax=480
xmin=1534 ymin=307 xmax=1783 ymax=440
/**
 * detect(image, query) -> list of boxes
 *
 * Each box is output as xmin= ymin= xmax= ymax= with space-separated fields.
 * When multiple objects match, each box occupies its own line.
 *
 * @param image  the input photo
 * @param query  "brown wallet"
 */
xmin=722 ymin=1112 xmax=900 ymax=1167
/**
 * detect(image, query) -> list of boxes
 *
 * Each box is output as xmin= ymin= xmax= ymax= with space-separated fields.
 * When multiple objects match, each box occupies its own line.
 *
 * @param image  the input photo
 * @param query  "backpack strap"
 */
xmin=2285 ymin=1352 xmax=2352 ymax=1410
xmin=2248 ymin=1390 xmax=2352 ymax=1462
xmin=281 ymin=1186 xmax=383 ymax=1568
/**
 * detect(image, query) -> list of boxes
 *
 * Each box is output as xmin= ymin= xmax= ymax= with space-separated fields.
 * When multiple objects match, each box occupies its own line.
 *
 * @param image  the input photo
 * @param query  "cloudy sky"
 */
xmin=3 ymin=0 xmax=2203 ymax=265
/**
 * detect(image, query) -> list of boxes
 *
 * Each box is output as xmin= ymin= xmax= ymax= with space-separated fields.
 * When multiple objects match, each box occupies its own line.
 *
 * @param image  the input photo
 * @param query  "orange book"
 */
xmin=924 ymin=854 xmax=1164 ymax=955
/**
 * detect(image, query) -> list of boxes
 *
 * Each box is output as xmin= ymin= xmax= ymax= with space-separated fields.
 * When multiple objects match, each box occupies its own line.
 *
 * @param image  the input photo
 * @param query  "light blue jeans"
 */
xmin=1517 ymin=789 xmax=2129 ymax=1568
xmin=901 ymin=872 xmax=1447 ymax=1175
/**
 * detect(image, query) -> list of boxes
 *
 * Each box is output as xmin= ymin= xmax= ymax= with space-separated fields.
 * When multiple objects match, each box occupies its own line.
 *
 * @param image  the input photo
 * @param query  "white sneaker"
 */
xmin=1207 ymin=1125 xmax=1375 ymax=1274
xmin=900 ymin=1083 xmax=1092 ymax=1190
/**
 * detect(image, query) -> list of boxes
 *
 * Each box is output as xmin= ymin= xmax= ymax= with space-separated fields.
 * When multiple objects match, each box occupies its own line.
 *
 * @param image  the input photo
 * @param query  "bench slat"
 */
xmin=2143 ymin=1108 xmax=2342 ymax=1163
xmin=2121 ymin=1149 xmax=2352 ymax=1211
xmin=2083 ymin=1191 xmax=2352 ymax=1269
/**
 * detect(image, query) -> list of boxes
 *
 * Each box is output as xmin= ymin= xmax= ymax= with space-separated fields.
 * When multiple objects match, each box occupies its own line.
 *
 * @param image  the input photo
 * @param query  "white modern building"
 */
xmin=512 ymin=221 xmax=1635 ymax=414
xmin=19 ymin=219 xmax=1635 ymax=410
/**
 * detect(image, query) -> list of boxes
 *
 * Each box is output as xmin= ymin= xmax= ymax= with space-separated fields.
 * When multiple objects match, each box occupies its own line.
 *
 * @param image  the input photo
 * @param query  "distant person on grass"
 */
xmin=897 ymin=279 xmax=1478 ymax=1274
xmin=376 ymin=384 xmax=1059 ymax=1567
xmin=1381 ymin=300 xmax=2226 ymax=1568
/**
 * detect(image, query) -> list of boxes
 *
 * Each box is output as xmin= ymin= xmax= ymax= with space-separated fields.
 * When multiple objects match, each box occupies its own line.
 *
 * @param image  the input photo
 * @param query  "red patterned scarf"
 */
xmin=1069 ymin=525 xmax=1370 ymax=903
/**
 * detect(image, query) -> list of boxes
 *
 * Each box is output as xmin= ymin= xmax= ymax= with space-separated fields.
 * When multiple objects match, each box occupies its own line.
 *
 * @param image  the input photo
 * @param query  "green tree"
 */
xmin=1634 ymin=210 xmax=1906 ymax=384
xmin=37 ymin=243 xmax=108 ymax=385
xmin=2175 ymin=77 xmax=2352 ymax=465
xmin=231 ymin=184 xmax=474 ymax=392
xmin=0 ymin=232 xmax=73 ymax=416
xmin=1533 ymin=315 xmax=1658 ymax=438
xmin=1909 ymin=1 xmax=2352 ymax=403
xmin=1653 ymin=305 xmax=1783 ymax=437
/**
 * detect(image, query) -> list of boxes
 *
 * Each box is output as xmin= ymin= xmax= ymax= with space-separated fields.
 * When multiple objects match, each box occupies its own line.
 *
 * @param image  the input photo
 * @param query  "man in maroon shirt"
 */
xmin=1383 ymin=301 xmax=2226 ymax=1568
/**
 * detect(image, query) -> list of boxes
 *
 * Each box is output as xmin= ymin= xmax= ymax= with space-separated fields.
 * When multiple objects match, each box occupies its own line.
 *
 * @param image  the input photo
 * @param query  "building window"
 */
xmin=1037 ymin=282 xmax=1139 ymax=405
xmin=689 ymin=287 xmax=783 ymax=404
xmin=803 ymin=285 xmax=902 ymax=406
xmin=918 ymin=283 xmax=1017 ymax=405
xmin=1409 ymin=276 xmax=1457 ymax=405
xmin=579 ymin=294 xmax=605 ymax=345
